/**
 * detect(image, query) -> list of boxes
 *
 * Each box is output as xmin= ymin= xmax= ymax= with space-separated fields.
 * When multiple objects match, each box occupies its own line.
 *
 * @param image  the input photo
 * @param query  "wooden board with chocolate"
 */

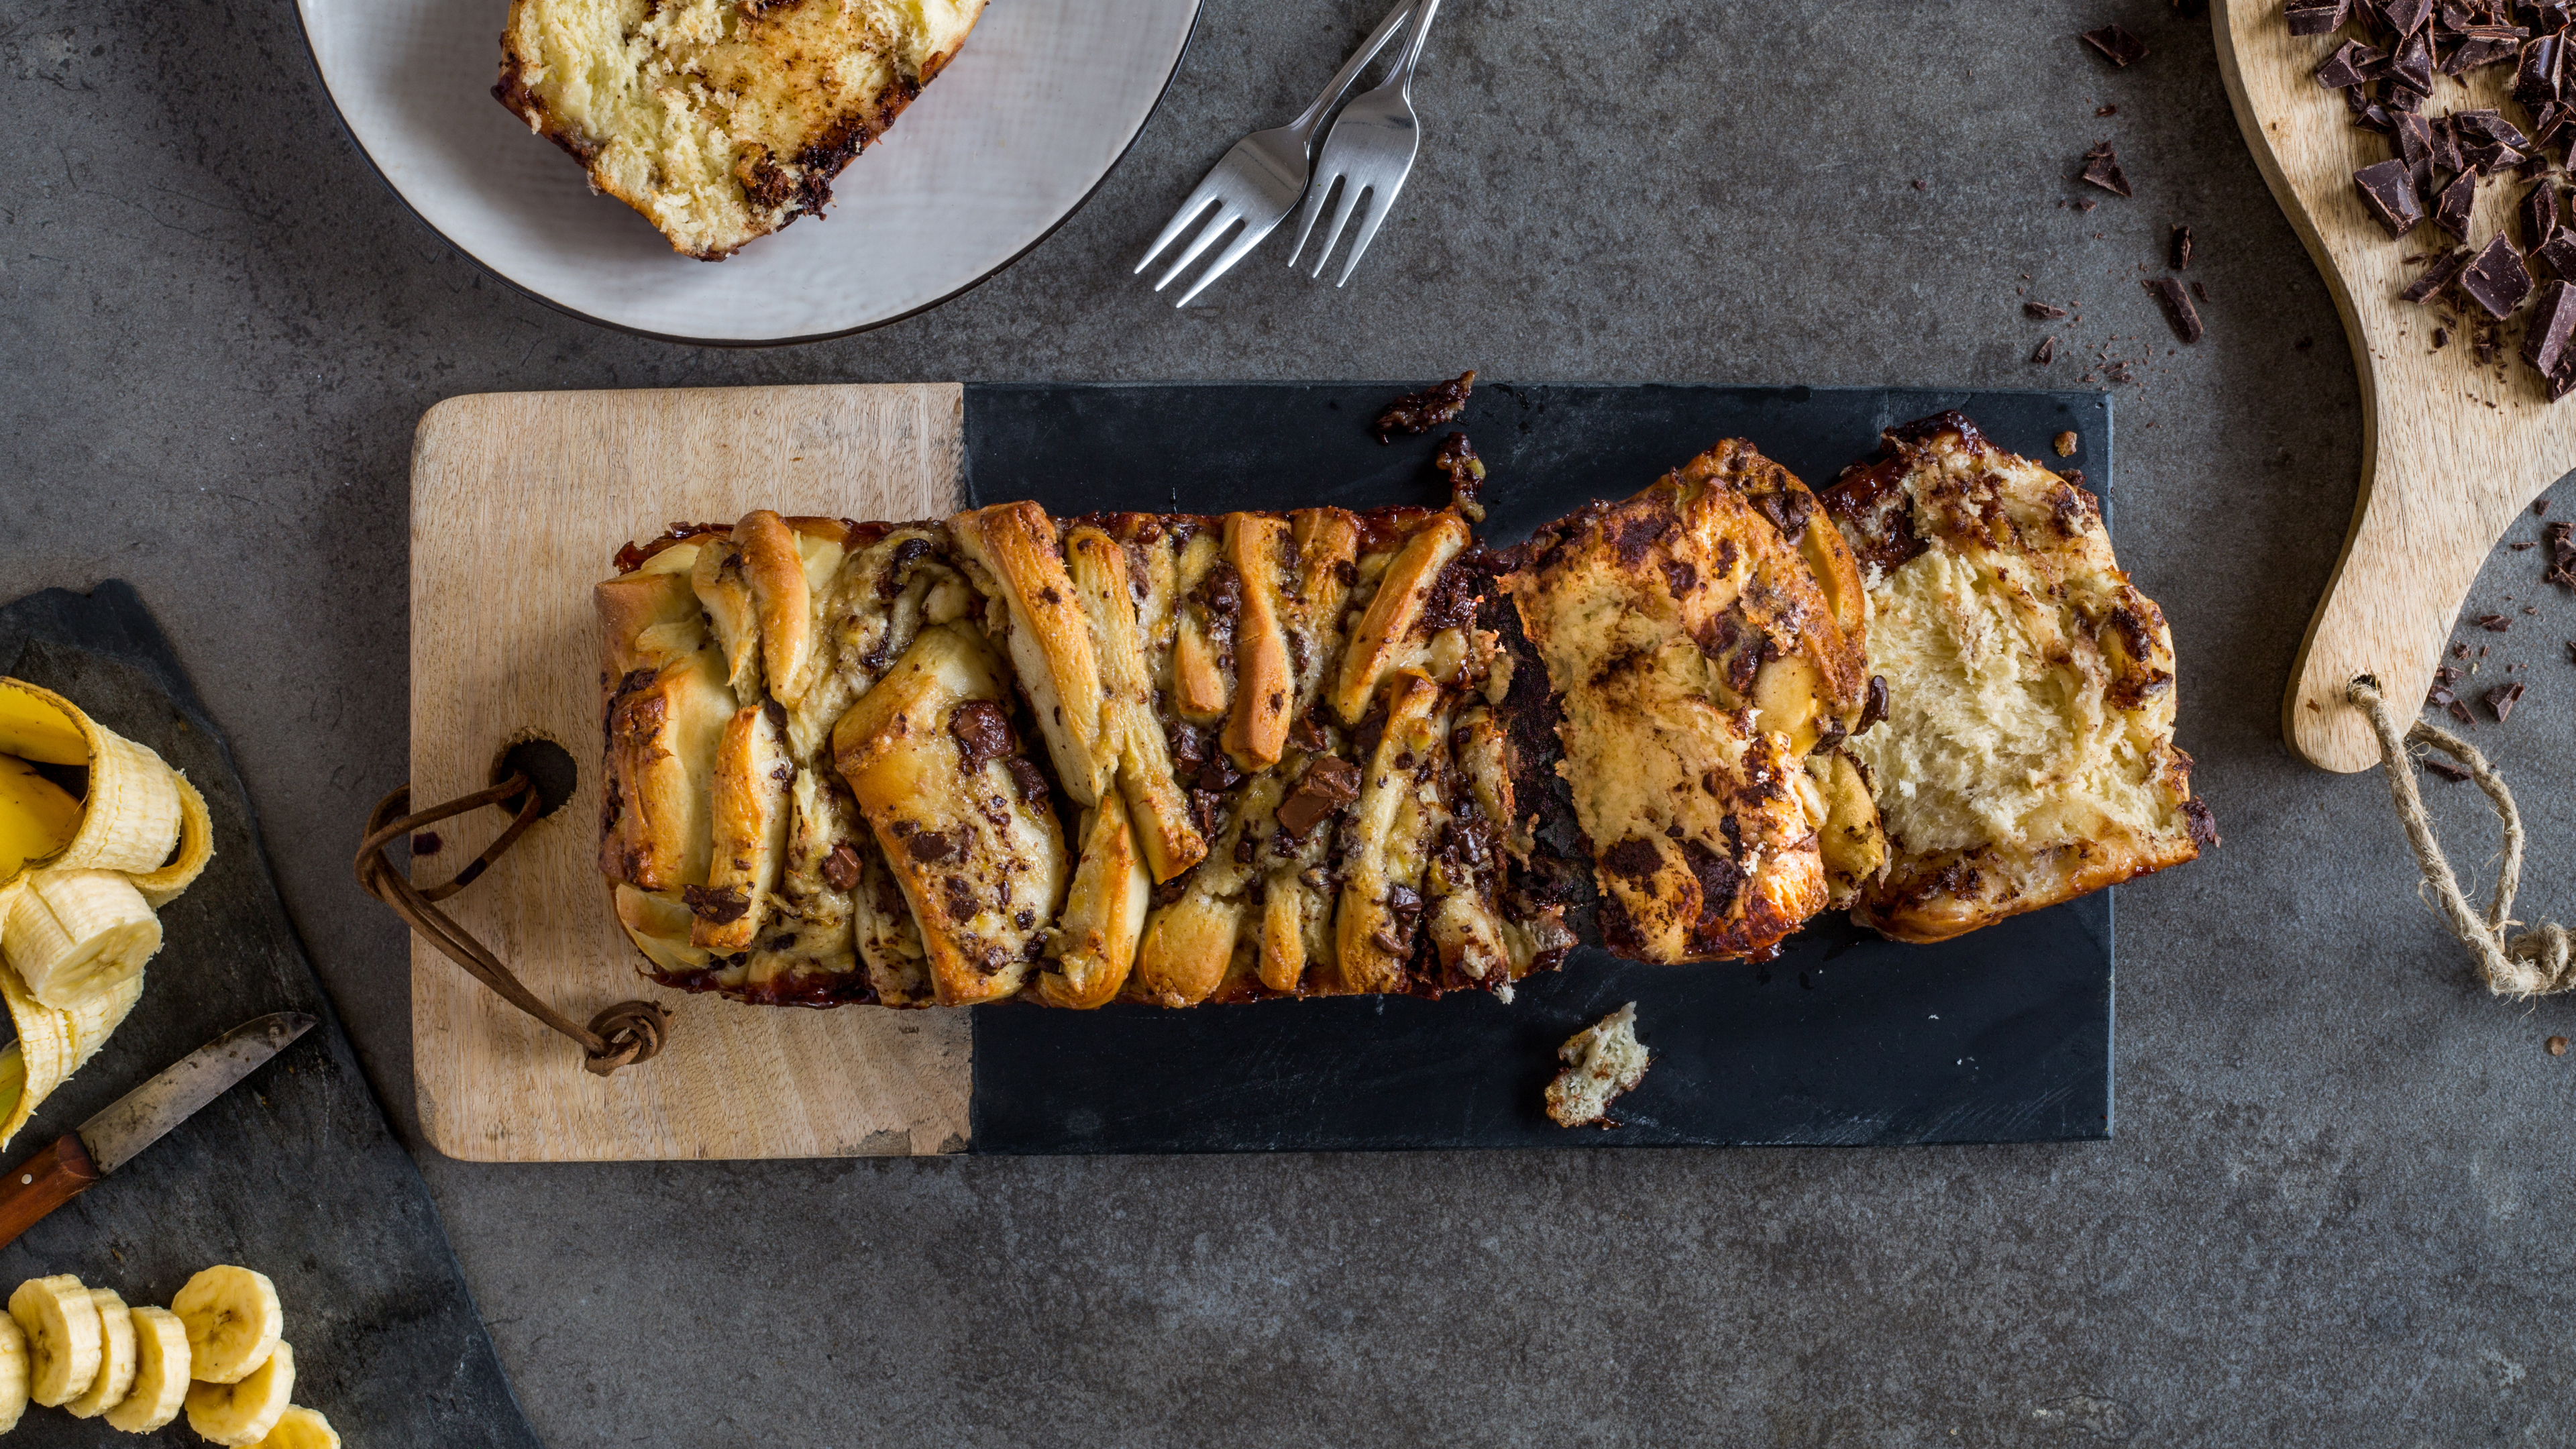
xmin=410 ymin=381 xmax=2186 ymax=1159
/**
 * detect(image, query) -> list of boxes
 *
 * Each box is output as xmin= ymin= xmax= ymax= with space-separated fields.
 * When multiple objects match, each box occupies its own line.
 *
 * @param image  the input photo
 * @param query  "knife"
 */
xmin=0 ymin=1012 xmax=315 ymax=1252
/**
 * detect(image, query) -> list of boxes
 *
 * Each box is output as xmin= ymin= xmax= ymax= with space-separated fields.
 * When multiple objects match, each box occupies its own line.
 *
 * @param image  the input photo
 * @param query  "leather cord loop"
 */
xmin=354 ymin=776 xmax=672 ymax=1076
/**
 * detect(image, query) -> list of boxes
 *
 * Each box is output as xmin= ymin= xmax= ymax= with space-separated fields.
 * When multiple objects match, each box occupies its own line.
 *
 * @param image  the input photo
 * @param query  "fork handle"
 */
xmin=1384 ymin=0 xmax=1444 ymax=94
xmin=1285 ymin=0 xmax=1419 ymax=142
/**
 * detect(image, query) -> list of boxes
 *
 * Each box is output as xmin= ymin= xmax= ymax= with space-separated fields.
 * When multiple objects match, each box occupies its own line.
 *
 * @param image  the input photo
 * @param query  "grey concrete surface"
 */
xmin=6 ymin=0 xmax=2575 ymax=1443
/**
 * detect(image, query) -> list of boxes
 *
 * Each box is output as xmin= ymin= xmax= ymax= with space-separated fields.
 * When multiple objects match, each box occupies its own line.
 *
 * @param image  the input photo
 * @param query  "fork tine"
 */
xmin=1306 ymin=182 xmax=1368 ymax=280
xmin=1332 ymin=174 xmax=1406 ymax=286
xmin=1170 ymin=215 xmax=1275 ymax=309
xmin=1285 ymin=173 xmax=1342 ymax=272
xmin=1152 ymin=206 xmax=1244 ymax=292
xmin=1135 ymin=185 xmax=1223 ymax=275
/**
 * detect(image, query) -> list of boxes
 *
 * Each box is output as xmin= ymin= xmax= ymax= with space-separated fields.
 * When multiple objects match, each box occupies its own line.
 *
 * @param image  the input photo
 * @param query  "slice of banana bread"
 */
xmin=1819 ymin=413 xmax=2216 ymax=943
xmin=494 ymin=0 xmax=985 ymax=259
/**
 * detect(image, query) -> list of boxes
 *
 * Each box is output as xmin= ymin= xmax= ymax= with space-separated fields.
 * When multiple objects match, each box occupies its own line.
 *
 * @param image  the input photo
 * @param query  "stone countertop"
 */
xmin=5 ymin=0 xmax=2573 ymax=1443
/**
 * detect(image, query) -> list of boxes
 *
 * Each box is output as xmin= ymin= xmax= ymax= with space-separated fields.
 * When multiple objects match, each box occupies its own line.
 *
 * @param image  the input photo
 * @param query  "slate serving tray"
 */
xmin=960 ymin=382 xmax=2117 ymax=1152
xmin=0 ymin=584 xmax=537 ymax=1446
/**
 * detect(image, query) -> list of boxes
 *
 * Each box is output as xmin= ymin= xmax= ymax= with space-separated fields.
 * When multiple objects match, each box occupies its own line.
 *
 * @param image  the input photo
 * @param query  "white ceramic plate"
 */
xmin=296 ymin=0 xmax=1199 ymax=344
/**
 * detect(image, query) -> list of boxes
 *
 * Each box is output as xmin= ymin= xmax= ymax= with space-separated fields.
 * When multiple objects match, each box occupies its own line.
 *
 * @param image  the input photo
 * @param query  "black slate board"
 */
xmin=961 ymin=383 xmax=2116 ymax=1152
xmin=0 ymin=584 xmax=538 ymax=1446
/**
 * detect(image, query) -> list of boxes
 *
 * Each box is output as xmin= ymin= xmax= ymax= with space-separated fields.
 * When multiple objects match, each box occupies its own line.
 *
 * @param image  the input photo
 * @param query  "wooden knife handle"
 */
xmin=0 ymin=1136 xmax=99 ymax=1252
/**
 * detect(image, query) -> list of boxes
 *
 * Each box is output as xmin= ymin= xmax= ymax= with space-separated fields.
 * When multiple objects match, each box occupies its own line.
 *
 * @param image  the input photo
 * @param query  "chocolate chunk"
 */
xmin=1373 ymin=370 xmax=1475 ymax=442
xmin=2354 ymin=159 xmax=2426 ymax=236
xmin=2357 ymin=102 xmax=2397 ymax=133
xmin=2397 ymin=111 xmax=2435 ymax=172
xmin=1004 ymin=755 xmax=1051 ymax=804
xmin=2461 ymin=234 xmax=2535 ymax=317
xmin=1857 ymin=676 xmax=1890 ymax=735
xmin=2082 ymin=24 xmax=2149 ymax=65
xmin=2145 ymin=276 xmax=2205 ymax=342
xmin=2394 ymin=29 xmax=2438 ymax=88
xmin=2383 ymin=0 xmax=2431 ymax=32
xmin=1273 ymin=755 xmax=1360 ymax=837
xmin=2434 ymin=172 xmax=2475 ymax=239
xmin=2526 ymin=182 xmax=2565 ymax=250
xmin=2424 ymin=755 xmax=2473 ymax=781
xmin=2434 ymin=325 xmax=2451 ymax=346
xmin=822 ymin=843 xmax=864 ymax=892
xmin=2032 ymin=335 xmax=2057 ymax=364
xmin=2405 ymin=248 xmax=2473 ymax=303
xmin=2487 ymin=680 xmax=2527 ymax=720
xmin=2428 ymin=683 xmax=2458 ymax=706
xmin=2553 ymin=357 xmax=2576 ymax=400
xmin=1600 ymin=835 xmax=1662 ymax=880
xmin=2080 ymin=144 xmax=2132 ymax=197
xmin=2287 ymin=0 xmax=2352 ymax=30
xmin=2449 ymin=697 xmax=2477 ymax=723
xmin=681 ymin=884 xmax=750 ymax=924
xmin=2430 ymin=115 xmax=2465 ymax=172
xmin=2456 ymin=109 xmax=2530 ymax=152
xmin=2316 ymin=40 xmax=2385 ymax=88
xmin=2025 ymin=300 xmax=2070 ymax=318
xmin=2170 ymin=223 xmax=2195 ymax=269
xmin=2517 ymin=34 xmax=2566 ymax=107
xmin=2382 ymin=78 xmax=2428 ymax=113
xmin=947 ymin=699 xmax=1016 ymax=773
xmin=907 ymin=827 xmax=962 ymax=863
xmin=2526 ymin=280 xmax=2576 ymax=374
xmin=2480 ymin=612 xmax=2514 ymax=630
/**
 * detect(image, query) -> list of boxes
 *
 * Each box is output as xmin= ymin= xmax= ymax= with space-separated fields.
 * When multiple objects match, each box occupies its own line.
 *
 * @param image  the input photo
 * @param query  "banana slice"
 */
xmin=0 ymin=680 xmax=184 ymax=877
xmin=184 ymin=1338 xmax=292 ymax=1446
xmin=0 ymin=1311 xmax=27 ymax=1432
xmin=4 ymin=869 xmax=162 ymax=1010
xmin=0 ymin=755 xmax=80 ymax=881
xmin=103 ymin=1304 xmax=189 ymax=1433
xmin=64 ymin=1286 xmax=136 ymax=1418
xmin=254 ymin=1405 xmax=341 ymax=1449
xmin=11 ymin=1272 xmax=101 ymax=1406
xmin=172 ymin=1265 xmax=283 ymax=1385
xmin=0 ymin=962 xmax=143 ymax=1150
xmin=130 ymin=772 xmax=213 ymax=908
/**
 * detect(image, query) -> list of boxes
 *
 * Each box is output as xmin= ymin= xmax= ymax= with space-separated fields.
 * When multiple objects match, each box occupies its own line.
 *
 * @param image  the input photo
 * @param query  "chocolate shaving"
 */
xmin=2145 ymin=277 xmax=2204 ymax=342
xmin=2403 ymin=246 xmax=2475 ymax=301
xmin=2080 ymin=143 xmax=2133 ymax=197
xmin=2081 ymin=24 xmax=2149 ymax=66
xmin=2025 ymin=301 xmax=2069 ymax=319
xmin=2480 ymin=612 xmax=2515 ymax=631
xmin=2170 ymin=223 xmax=2194 ymax=269
xmin=2424 ymin=755 xmax=2474 ymax=781
xmin=2032 ymin=335 xmax=2057 ymax=364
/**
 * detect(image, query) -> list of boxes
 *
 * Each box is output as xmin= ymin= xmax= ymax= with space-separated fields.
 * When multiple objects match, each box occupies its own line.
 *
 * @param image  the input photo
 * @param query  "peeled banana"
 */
xmin=130 ymin=772 xmax=213 ymax=908
xmin=0 ymin=1312 xmax=26 ymax=1433
xmin=62 ymin=1285 xmax=134 ymax=1419
xmin=172 ymin=1265 xmax=283 ymax=1386
xmin=184 ymin=1338 xmax=293 ymax=1446
xmin=103 ymin=1304 xmax=189 ymax=1433
xmin=256 ymin=1403 xmax=341 ymax=1448
xmin=5 ymin=869 xmax=161 ymax=1011
xmin=10 ymin=1273 xmax=101 ymax=1407
xmin=0 ymin=966 xmax=142 ymax=1151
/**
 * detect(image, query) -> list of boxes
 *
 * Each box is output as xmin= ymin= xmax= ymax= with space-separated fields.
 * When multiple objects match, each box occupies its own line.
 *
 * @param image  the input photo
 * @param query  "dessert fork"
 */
xmin=1287 ymin=0 xmax=1442 ymax=285
xmin=1135 ymin=1 xmax=1415 ymax=307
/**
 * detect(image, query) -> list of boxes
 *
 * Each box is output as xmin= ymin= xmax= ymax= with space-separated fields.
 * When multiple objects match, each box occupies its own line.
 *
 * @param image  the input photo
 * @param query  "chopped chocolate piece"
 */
xmin=2538 ymin=499 xmax=2552 ymax=514
xmin=2170 ymin=223 xmax=2195 ymax=269
xmin=2552 ymin=358 xmax=2576 ymax=399
xmin=2355 ymin=159 xmax=2427 ymax=235
xmin=2434 ymin=325 xmax=2453 ymax=346
xmin=2082 ymin=24 xmax=2150 ymax=65
xmin=1373 ymin=370 xmax=1475 ymax=442
xmin=2526 ymin=182 xmax=2564 ymax=251
xmin=2345 ymin=81 xmax=2375 ymax=120
xmin=821 ymin=842 xmax=863 ymax=892
xmin=2096 ymin=103 xmax=2119 ymax=116
xmin=2385 ymin=0 xmax=2432 ymax=31
xmin=2540 ymin=231 xmax=2576 ymax=284
xmin=2385 ymin=78 xmax=2429 ymax=112
xmin=2480 ymin=612 xmax=2515 ymax=629
xmin=2517 ymin=33 xmax=2566 ymax=106
xmin=2398 ymin=111 xmax=2436 ymax=173
xmin=2456 ymin=108 xmax=2531 ymax=151
xmin=2031 ymin=335 xmax=2057 ymax=364
xmin=2449 ymin=697 xmax=2477 ymax=723
xmin=2288 ymin=0 xmax=2351 ymax=28
xmin=2461 ymin=234 xmax=2536 ymax=317
xmin=2145 ymin=276 xmax=2205 ymax=342
xmin=2025 ymin=300 xmax=2070 ymax=318
xmin=2424 ymin=755 xmax=2473 ymax=781
xmin=947 ymin=699 xmax=1016 ymax=772
xmin=2318 ymin=40 xmax=2390 ymax=89
xmin=2487 ymin=680 xmax=2528 ymax=719
xmin=2406 ymin=247 xmax=2475 ymax=303
xmin=2080 ymin=143 xmax=2133 ymax=197
xmin=2434 ymin=172 xmax=2477 ymax=238
xmin=2525 ymin=279 xmax=2576 ymax=374
xmin=2192 ymin=279 xmax=2211 ymax=304
xmin=1275 ymin=755 xmax=1361 ymax=837
xmin=2430 ymin=115 xmax=2466 ymax=172
xmin=2394 ymin=29 xmax=2439 ymax=87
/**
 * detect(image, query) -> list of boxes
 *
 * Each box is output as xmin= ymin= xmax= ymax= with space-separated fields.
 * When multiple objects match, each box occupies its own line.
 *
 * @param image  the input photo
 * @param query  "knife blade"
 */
xmin=0 ymin=1012 xmax=314 ymax=1252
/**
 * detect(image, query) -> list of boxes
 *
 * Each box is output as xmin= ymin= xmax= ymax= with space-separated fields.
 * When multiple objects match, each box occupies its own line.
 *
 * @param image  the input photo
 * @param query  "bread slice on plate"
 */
xmin=1506 ymin=441 xmax=1873 ymax=963
xmin=1819 ymin=411 xmax=2216 ymax=943
xmin=494 ymin=0 xmax=987 ymax=259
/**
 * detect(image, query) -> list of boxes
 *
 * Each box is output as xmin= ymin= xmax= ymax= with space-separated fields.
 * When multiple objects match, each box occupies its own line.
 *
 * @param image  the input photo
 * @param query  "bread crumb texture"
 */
xmin=495 ymin=0 xmax=987 ymax=258
xmin=1821 ymin=413 xmax=2210 ymax=943
xmin=1545 ymin=1002 xmax=1650 ymax=1128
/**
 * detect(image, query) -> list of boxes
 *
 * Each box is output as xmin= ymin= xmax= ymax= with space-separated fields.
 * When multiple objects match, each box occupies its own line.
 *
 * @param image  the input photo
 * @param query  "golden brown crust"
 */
xmin=1329 ymin=673 xmax=1450 ymax=994
xmin=830 ymin=624 xmax=1067 ymax=1006
xmin=951 ymin=502 xmax=1108 ymax=805
xmin=1222 ymin=515 xmax=1294 ymax=769
xmin=1062 ymin=525 xmax=1206 ymax=881
xmin=1821 ymin=413 xmax=2208 ymax=943
xmin=1031 ymin=798 xmax=1150 ymax=1009
xmin=595 ymin=557 xmax=734 ymax=893
xmin=690 ymin=704 xmax=793 ymax=952
xmin=1332 ymin=513 xmax=1470 ymax=724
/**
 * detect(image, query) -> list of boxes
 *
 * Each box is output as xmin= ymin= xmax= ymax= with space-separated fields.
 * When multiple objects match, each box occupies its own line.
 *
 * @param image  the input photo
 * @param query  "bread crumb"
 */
xmin=1545 ymin=1002 xmax=1651 ymax=1127
xmin=2053 ymin=430 xmax=2080 ymax=457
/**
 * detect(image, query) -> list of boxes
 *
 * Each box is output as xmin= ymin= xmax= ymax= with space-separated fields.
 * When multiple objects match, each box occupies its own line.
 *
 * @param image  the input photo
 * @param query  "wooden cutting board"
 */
xmin=2215 ymin=2 xmax=2576 ymax=772
xmin=409 ymin=384 xmax=973 ymax=1161
xmin=410 ymin=380 xmax=2125 ymax=1161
